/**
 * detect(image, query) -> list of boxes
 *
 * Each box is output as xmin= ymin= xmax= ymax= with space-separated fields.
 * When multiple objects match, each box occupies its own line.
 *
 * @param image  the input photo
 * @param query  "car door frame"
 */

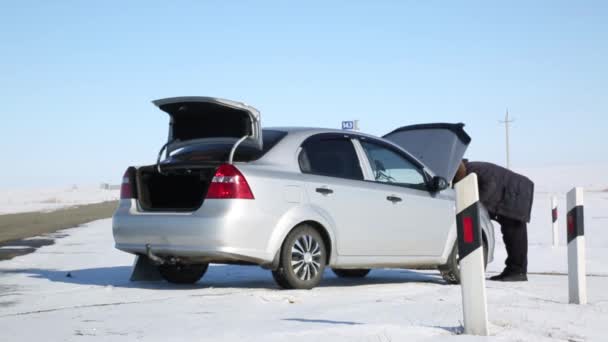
xmin=298 ymin=132 xmax=368 ymax=181
xmin=297 ymin=132 xmax=385 ymax=257
xmin=351 ymin=136 xmax=456 ymax=257
xmin=352 ymin=136 xmax=432 ymax=187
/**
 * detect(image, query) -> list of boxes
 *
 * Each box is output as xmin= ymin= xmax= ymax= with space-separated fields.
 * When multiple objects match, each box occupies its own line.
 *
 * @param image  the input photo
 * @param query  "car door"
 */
xmin=298 ymin=133 xmax=379 ymax=256
xmin=355 ymin=138 xmax=455 ymax=256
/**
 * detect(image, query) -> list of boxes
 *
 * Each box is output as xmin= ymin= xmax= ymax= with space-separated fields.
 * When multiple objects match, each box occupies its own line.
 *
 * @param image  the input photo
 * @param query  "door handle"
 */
xmin=386 ymin=195 xmax=402 ymax=203
xmin=316 ymin=187 xmax=334 ymax=195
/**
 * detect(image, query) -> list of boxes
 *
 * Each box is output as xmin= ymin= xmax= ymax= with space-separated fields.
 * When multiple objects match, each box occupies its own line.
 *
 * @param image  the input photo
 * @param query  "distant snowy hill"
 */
xmin=517 ymin=162 xmax=608 ymax=194
xmin=0 ymin=185 xmax=119 ymax=215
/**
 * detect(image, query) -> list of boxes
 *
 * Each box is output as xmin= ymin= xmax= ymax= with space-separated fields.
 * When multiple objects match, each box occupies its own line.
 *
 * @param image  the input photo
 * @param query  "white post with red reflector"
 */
xmin=455 ymin=173 xmax=489 ymax=336
xmin=567 ymin=187 xmax=587 ymax=305
xmin=551 ymin=196 xmax=559 ymax=247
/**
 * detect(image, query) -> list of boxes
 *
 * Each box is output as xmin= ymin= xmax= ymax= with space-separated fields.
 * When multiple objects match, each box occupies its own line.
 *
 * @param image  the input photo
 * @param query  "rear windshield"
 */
xmin=166 ymin=129 xmax=287 ymax=163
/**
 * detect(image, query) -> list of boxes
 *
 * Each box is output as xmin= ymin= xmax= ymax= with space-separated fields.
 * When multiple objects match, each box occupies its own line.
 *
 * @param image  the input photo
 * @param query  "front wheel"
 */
xmin=272 ymin=225 xmax=327 ymax=289
xmin=438 ymin=240 xmax=488 ymax=284
xmin=158 ymin=263 xmax=208 ymax=284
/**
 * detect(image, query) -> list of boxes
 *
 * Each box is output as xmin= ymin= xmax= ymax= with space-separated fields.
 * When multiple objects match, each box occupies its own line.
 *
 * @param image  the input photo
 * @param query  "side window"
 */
xmin=299 ymin=136 xmax=364 ymax=180
xmin=360 ymin=140 xmax=426 ymax=189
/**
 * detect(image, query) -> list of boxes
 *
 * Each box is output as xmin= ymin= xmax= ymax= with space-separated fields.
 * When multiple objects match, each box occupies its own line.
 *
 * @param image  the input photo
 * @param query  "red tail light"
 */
xmin=206 ymin=164 xmax=254 ymax=199
xmin=120 ymin=168 xmax=133 ymax=199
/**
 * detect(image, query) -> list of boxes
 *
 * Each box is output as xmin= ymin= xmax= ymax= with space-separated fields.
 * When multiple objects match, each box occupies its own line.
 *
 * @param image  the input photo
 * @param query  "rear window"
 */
xmin=259 ymin=130 xmax=288 ymax=154
xmin=167 ymin=129 xmax=287 ymax=163
xmin=299 ymin=135 xmax=364 ymax=180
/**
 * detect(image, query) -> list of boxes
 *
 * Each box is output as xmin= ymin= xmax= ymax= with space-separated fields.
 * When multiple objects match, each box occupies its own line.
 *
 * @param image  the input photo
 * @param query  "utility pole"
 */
xmin=499 ymin=109 xmax=514 ymax=169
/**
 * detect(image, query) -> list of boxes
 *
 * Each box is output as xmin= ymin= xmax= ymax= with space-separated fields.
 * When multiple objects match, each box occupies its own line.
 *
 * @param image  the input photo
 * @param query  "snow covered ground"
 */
xmin=0 ymin=185 xmax=119 ymax=215
xmin=0 ymin=166 xmax=607 ymax=341
xmin=518 ymin=162 xmax=608 ymax=194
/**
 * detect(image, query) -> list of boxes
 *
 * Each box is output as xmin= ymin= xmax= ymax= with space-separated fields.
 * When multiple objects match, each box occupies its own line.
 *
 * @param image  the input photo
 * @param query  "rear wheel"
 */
xmin=438 ymin=240 xmax=488 ymax=284
xmin=272 ymin=225 xmax=327 ymax=289
xmin=158 ymin=263 xmax=208 ymax=284
xmin=332 ymin=268 xmax=371 ymax=278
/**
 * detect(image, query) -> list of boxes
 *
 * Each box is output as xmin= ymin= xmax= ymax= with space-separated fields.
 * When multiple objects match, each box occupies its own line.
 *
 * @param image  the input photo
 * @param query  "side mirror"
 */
xmin=430 ymin=176 xmax=449 ymax=192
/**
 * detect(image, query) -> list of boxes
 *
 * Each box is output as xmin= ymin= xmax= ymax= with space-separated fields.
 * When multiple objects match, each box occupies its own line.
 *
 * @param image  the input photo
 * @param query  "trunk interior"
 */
xmin=136 ymin=165 xmax=217 ymax=212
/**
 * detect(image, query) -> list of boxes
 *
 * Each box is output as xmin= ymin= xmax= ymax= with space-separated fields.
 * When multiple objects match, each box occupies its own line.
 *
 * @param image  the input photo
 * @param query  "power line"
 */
xmin=499 ymin=109 xmax=515 ymax=169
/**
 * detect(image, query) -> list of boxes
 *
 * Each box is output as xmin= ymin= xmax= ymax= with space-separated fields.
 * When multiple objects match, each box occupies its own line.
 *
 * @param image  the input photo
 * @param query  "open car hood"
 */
xmin=383 ymin=123 xmax=471 ymax=181
xmin=153 ymin=96 xmax=262 ymax=155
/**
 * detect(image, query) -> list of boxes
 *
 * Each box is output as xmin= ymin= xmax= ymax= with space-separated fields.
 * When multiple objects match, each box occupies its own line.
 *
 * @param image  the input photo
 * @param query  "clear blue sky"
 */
xmin=1 ymin=1 xmax=606 ymax=188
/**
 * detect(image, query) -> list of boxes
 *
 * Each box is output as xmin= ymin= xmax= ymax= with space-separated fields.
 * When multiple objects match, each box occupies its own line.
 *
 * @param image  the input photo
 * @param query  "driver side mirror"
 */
xmin=430 ymin=176 xmax=449 ymax=192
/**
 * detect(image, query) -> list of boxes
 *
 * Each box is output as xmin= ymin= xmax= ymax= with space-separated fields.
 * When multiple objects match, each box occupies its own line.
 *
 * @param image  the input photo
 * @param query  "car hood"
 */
xmin=383 ymin=123 xmax=471 ymax=181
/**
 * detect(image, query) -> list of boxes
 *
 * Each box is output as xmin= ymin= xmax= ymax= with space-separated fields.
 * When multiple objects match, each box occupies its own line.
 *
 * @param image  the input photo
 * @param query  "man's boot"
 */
xmin=489 ymin=269 xmax=527 ymax=282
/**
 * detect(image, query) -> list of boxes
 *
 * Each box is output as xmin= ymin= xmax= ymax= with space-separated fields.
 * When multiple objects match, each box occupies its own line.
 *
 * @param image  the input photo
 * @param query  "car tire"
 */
xmin=438 ymin=240 xmax=488 ymax=285
xmin=158 ymin=263 xmax=209 ymax=284
xmin=332 ymin=268 xmax=371 ymax=278
xmin=272 ymin=224 xmax=327 ymax=289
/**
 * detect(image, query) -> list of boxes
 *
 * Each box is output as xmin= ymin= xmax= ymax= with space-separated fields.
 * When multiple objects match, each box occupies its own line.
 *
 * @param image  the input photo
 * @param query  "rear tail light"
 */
xmin=120 ymin=168 xmax=134 ymax=199
xmin=206 ymin=164 xmax=254 ymax=199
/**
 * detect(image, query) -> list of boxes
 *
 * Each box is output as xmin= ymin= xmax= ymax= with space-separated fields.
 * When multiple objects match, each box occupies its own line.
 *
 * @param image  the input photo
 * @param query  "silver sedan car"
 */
xmin=113 ymin=96 xmax=494 ymax=289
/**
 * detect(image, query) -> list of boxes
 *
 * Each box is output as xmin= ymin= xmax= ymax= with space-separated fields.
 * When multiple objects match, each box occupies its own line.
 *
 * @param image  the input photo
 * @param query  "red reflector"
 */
xmin=463 ymin=216 xmax=474 ymax=243
xmin=120 ymin=170 xmax=133 ymax=199
xmin=567 ymin=214 xmax=574 ymax=235
xmin=206 ymin=164 xmax=254 ymax=199
xmin=552 ymin=208 xmax=558 ymax=221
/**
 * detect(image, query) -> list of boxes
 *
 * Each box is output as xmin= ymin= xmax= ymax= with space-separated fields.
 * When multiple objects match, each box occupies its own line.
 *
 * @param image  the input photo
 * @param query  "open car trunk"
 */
xmin=383 ymin=123 xmax=471 ymax=181
xmin=154 ymin=97 xmax=263 ymax=157
xmin=136 ymin=165 xmax=217 ymax=212
xmin=133 ymin=97 xmax=269 ymax=212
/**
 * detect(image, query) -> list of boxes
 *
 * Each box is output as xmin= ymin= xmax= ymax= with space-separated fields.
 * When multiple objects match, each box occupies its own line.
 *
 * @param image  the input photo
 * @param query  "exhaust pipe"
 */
xmin=145 ymin=244 xmax=166 ymax=265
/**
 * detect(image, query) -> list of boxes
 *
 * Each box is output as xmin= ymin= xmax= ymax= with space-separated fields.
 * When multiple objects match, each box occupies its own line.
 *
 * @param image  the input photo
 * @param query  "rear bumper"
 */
xmin=114 ymin=243 xmax=271 ymax=265
xmin=112 ymin=199 xmax=276 ymax=265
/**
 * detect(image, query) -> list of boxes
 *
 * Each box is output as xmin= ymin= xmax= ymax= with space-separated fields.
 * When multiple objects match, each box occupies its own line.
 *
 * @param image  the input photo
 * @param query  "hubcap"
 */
xmin=291 ymin=235 xmax=322 ymax=281
xmin=303 ymin=252 xmax=313 ymax=263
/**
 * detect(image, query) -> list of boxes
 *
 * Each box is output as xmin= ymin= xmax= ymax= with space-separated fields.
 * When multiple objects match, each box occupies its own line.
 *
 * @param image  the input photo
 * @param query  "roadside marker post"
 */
xmin=551 ymin=195 xmax=559 ymax=247
xmin=455 ymin=173 xmax=489 ymax=336
xmin=567 ymin=187 xmax=587 ymax=305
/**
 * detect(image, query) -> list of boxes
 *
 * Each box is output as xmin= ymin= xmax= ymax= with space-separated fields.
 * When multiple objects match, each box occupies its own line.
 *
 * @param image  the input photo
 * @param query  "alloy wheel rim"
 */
xmin=291 ymin=235 xmax=322 ymax=281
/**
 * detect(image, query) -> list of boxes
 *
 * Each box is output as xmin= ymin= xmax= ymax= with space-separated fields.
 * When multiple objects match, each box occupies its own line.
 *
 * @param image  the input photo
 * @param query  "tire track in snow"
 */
xmin=0 ymin=290 xmax=244 ymax=318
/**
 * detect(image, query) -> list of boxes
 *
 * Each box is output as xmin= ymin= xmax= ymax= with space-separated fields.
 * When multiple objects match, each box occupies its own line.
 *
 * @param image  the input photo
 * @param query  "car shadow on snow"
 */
xmin=2 ymin=264 xmax=447 ymax=290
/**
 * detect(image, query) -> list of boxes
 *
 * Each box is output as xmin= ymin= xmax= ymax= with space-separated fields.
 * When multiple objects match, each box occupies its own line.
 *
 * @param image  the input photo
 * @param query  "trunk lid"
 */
xmin=153 ymin=96 xmax=262 ymax=156
xmin=383 ymin=123 xmax=471 ymax=181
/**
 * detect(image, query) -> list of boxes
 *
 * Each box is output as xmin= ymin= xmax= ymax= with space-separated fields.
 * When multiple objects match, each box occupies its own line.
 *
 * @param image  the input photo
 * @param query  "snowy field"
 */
xmin=0 ymin=166 xmax=607 ymax=341
xmin=0 ymin=185 xmax=119 ymax=215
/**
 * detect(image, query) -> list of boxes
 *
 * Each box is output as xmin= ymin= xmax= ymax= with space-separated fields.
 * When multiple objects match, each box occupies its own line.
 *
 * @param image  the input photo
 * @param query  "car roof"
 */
xmin=258 ymin=127 xmax=433 ymax=176
xmin=265 ymin=126 xmax=382 ymax=140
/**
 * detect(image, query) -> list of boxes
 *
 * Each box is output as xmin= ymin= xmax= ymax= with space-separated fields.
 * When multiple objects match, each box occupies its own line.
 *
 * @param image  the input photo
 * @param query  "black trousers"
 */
xmin=495 ymin=215 xmax=528 ymax=274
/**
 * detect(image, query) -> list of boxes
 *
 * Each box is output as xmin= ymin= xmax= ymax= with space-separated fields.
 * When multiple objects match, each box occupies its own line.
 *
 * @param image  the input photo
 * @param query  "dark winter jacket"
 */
xmin=465 ymin=161 xmax=535 ymax=223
